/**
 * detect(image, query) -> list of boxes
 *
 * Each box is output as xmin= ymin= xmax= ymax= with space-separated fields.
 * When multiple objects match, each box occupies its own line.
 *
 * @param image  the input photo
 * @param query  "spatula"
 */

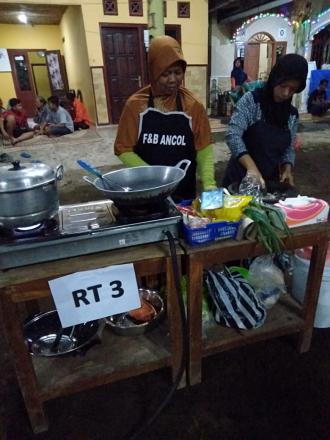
xmin=77 ymin=160 xmax=131 ymax=191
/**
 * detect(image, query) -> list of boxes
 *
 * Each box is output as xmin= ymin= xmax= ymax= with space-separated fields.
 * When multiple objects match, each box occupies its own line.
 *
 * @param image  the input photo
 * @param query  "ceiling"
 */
xmin=0 ymin=3 xmax=67 ymax=25
xmin=209 ymin=0 xmax=291 ymax=21
xmin=0 ymin=1 xmax=294 ymax=26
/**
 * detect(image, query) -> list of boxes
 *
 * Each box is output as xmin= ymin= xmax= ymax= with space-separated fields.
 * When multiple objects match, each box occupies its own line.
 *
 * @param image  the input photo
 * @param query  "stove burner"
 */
xmin=115 ymin=202 xmax=170 ymax=224
xmin=0 ymin=217 xmax=59 ymax=239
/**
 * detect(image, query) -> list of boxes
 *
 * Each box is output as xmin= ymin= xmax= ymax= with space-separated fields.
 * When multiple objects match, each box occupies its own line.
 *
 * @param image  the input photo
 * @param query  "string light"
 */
xmin=232 ymin=8 xmax=330 ymax=42
xmin=232 ymin=13 xmax=291 ymax=41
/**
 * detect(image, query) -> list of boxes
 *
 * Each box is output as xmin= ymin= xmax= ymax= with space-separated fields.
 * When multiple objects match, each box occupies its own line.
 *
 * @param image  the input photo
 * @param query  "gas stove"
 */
xmin=0 ymin=200 xmax=182 ymax=270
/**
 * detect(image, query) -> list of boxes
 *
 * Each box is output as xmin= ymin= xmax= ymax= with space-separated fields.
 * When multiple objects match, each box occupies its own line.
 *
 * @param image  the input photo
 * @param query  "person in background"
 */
xmin=114 ymin=35 xmax=216 ymax=201
xmin=223 ymin=54 xmax=308 ymax=189
xmin=33 ymin=96 xmax=50 ymax=126
xmin=0 ymin=98 xmax=5 ymax=114
xmin=41 ymin=95 xmax=74 ymax=137
xmin=66 ymin=91 xmax=91 ymax=130
xmin=0 ymin=98 xmax=34 ymax=145
xmin=307 ymin=79 xmax=330 ymax=116
xmin=231 ymin=58 xmax=249 ymax=90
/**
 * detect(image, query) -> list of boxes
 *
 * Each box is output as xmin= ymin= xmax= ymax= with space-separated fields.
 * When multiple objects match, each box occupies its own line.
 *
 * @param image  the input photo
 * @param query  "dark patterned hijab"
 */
xmin=260 ymin=54 xmax=308 ymax=128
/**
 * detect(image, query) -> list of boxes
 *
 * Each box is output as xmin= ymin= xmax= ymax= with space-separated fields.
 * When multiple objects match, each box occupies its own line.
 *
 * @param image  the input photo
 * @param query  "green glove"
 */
xmin=197 ymin=145 xmax=217 ymax=190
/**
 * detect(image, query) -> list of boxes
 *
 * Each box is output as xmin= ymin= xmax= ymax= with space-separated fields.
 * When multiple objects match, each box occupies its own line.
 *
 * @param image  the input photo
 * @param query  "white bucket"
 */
xmin=292 ymin=248 xmax=330 ymax=328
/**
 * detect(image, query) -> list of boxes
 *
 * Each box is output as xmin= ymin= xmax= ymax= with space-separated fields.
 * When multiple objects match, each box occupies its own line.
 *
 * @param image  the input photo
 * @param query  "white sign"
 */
xmin=278 ymin=28 xmax=287 ymax=39
xmin=49 ymin=264 xmax=140 ymax=327
xmin=0 ymin=49 xmax=11 ymax=72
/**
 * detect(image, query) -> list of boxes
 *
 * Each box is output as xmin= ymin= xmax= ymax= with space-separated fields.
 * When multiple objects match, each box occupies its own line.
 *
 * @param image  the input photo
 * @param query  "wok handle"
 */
xmin=55 ymin=164 xmax=64 ymax=181
xmin=83 ymin=175 xmax=99 ymax=189
xmin=174 ymin=159 xmax=191 ymax=175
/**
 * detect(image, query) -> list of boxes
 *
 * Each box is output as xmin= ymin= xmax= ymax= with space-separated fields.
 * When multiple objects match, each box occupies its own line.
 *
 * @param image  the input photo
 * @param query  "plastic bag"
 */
xmin=247 ymin=255 xmax=286 ymax=309
xmin=206 ymin=267 xmax=266 ymax=330
xmin=195 ymin=194 xmax=252 ymax=222
xmin=239 ymin=171 xmax=262 ymax=201
xmin=200 ymin=188 xmax=224 ymax=210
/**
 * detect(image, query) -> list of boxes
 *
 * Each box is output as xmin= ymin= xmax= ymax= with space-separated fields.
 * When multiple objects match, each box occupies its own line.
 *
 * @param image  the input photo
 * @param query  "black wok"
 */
xmin=83 ymin=160 xmax=191 ymax=206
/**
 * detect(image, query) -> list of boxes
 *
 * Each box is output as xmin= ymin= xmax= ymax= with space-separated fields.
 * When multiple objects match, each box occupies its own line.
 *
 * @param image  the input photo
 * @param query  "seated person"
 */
xmin=0 ymin=98 xmax=34 ymax=145
xmin=41 ymin=95 xmax=74 ymax=137
xmin=66 ymin=91 xmax=91 ymax=130
xmin=0 ymin=97 xmax=5 ymax=114
xmin=33 ymin=96 xmax=50 ymax=126
xmin=307 ymin=79 xmax=330 ymax=116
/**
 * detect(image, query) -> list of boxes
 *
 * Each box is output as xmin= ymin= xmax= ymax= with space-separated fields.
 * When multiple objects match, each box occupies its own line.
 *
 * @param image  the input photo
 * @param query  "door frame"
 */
xmin=100 ymin=23 xmax=182 ymax=124
xmin=7 ymin=48 xmax=45 ymax=116
xmin=100 ymin=23 xmax=148 ymax=124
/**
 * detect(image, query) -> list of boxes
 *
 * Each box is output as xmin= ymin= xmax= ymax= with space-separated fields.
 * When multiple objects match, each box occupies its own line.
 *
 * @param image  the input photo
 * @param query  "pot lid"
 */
xmin=0 ymin=161 xmax=56 ymax=192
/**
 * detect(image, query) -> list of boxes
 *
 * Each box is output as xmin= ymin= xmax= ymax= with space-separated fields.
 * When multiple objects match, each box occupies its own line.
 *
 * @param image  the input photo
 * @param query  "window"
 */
xmin=14 ymin=55 xmax=31 ymax=91
xmin=103 ymin=0 xmax=118 ymax=15
xmin=129 ymin=0 xmax=143 ymax=17
xmin=178 ymin=2 xmax=190 ymax=18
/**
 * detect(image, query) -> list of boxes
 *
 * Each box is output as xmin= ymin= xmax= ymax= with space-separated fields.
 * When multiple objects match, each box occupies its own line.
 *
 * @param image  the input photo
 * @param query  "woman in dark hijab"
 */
xmin=223 ymin=53 xmax=308 ymax=189
xmin=231 ymin=58 xmax=248 ymax=89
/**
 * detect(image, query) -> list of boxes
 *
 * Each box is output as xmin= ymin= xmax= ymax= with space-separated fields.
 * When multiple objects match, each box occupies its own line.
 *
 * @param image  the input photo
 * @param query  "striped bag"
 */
xmin=206 ymin=267 xmax=266 ymax=330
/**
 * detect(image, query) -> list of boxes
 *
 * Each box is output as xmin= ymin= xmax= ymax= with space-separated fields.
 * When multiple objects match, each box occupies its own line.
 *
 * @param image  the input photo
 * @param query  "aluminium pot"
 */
xmin=82 ymin=159 xmax=191 ymax=206
xmin=0 ymin=160 xmax=64 ymax=229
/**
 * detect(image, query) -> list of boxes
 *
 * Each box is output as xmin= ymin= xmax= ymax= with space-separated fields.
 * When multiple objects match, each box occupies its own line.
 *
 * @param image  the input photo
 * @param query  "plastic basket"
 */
xmin=182 ymin=220 xmax=240 ymax=246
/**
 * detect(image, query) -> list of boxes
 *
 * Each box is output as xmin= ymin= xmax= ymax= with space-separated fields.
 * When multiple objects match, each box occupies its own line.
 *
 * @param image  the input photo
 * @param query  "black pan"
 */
xmin=228 ymin=180 xmax=299 ymax=204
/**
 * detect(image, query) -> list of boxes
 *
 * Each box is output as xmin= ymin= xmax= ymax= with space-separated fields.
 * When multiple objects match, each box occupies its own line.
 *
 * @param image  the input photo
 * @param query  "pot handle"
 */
xmin=83 ymin=175 xmax=99 ymax=189
xmin=55 ymin=164 xmax=64 ymax=181
xmin=174 ymin=159 xmax=191 ymax=175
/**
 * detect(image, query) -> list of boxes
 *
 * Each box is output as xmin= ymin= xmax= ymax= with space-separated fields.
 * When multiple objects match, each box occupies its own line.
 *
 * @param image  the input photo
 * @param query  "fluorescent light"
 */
xmin=18 ymin=13 xmax=28 ymax=24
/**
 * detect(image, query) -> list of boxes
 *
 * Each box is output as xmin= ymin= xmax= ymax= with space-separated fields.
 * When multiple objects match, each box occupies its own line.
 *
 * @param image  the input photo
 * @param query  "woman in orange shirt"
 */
xmin=66 ymin=91 xmax=91 ymax=130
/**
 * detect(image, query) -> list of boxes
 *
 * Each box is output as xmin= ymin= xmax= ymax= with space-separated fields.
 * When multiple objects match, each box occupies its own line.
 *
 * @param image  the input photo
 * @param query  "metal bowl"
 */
xmin=24 ymin=310 xmax=100 ymax=357
xmin=105 ymin=288 xmax=165 ymax=336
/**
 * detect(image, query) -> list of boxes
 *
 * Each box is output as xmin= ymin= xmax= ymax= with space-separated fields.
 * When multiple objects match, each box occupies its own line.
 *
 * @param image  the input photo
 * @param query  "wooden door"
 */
xmin=244 ymin=43 xmax=260 ymax=81
xmin=7 ymin=49 xmax=36 ymax=117
xmin=101 ymin=25 xmax=146 ymax=124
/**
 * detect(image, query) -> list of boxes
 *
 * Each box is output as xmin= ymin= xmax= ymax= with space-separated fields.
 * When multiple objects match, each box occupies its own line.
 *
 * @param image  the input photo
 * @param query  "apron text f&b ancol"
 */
xmin=135 ymin=92 xmax=197 ymax=200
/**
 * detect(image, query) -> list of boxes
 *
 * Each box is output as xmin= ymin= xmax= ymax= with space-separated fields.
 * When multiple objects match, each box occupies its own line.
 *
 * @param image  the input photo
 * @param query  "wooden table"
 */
xmin=0 ymin=242 xmax=183 ymax=434
xmin=182 ymin=223 xmax=330 ymax=385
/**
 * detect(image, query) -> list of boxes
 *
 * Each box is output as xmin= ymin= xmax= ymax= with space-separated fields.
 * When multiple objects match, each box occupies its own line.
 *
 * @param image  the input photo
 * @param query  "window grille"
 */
xmin=178 ymin=2 xmax=190 ymax=18
xmin=103 ymin=0 xmax=118 ymax=15
xmin=129 ymin=0 xmax=143 ymax=17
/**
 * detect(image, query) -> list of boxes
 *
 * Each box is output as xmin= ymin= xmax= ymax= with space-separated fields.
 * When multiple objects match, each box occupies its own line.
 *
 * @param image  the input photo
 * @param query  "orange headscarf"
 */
xmin=148 ymin=36 xmax=187 ymax=96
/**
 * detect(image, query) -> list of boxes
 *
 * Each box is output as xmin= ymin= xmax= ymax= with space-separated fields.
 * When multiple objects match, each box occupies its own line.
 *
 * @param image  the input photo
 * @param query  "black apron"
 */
xmin=135 ymin=91 xmax=196 ymax=201
xmin=223 ymin=117 xmax=291 ymax=188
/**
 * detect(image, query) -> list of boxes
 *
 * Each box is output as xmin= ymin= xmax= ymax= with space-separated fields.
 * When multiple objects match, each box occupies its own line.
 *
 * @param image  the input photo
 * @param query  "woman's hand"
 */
xmin=246 ymin=169 xmax=266 ymax=189
xmin=280 ymin=165 xmax=294 ymax=185
xmin=238 ymin=154 xmax=265 ymax=188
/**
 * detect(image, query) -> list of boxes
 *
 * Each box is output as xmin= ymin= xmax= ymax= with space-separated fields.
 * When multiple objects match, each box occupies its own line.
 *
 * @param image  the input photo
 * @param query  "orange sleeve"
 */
xmin=114 ymin=103 xmax=140 ymax=156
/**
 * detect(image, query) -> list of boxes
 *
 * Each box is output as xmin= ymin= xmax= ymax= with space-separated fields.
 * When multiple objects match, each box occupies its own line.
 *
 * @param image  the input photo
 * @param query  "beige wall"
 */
xmin=0 ymin=23 xmax=63 ymax=105
xmin=81 ymin=0 xmax=208 ymax=66
xmin=0 ymin=0 xmax=209 ymax=122
xmin=60 ymin=6 xmax=96 ymax=122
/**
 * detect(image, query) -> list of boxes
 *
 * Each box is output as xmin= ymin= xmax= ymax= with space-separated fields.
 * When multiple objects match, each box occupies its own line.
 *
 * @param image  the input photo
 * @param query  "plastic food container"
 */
xmin=182 ymin=220 xmax=240 ymax=245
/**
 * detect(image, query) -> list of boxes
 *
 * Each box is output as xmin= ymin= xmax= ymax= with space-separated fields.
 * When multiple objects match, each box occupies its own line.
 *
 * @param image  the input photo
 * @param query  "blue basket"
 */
xmin=182 ymin=220 xmax=240 ymax=246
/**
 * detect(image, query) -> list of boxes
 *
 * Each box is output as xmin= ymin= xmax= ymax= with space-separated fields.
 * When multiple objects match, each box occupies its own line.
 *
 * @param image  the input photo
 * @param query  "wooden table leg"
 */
xmin=0 ymin=289 xmax=48 ymax=434
xmin=297 ymin=236 xmax=328 ymax=353
xmin=187 ymin=255 xmax=203 ymax=386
